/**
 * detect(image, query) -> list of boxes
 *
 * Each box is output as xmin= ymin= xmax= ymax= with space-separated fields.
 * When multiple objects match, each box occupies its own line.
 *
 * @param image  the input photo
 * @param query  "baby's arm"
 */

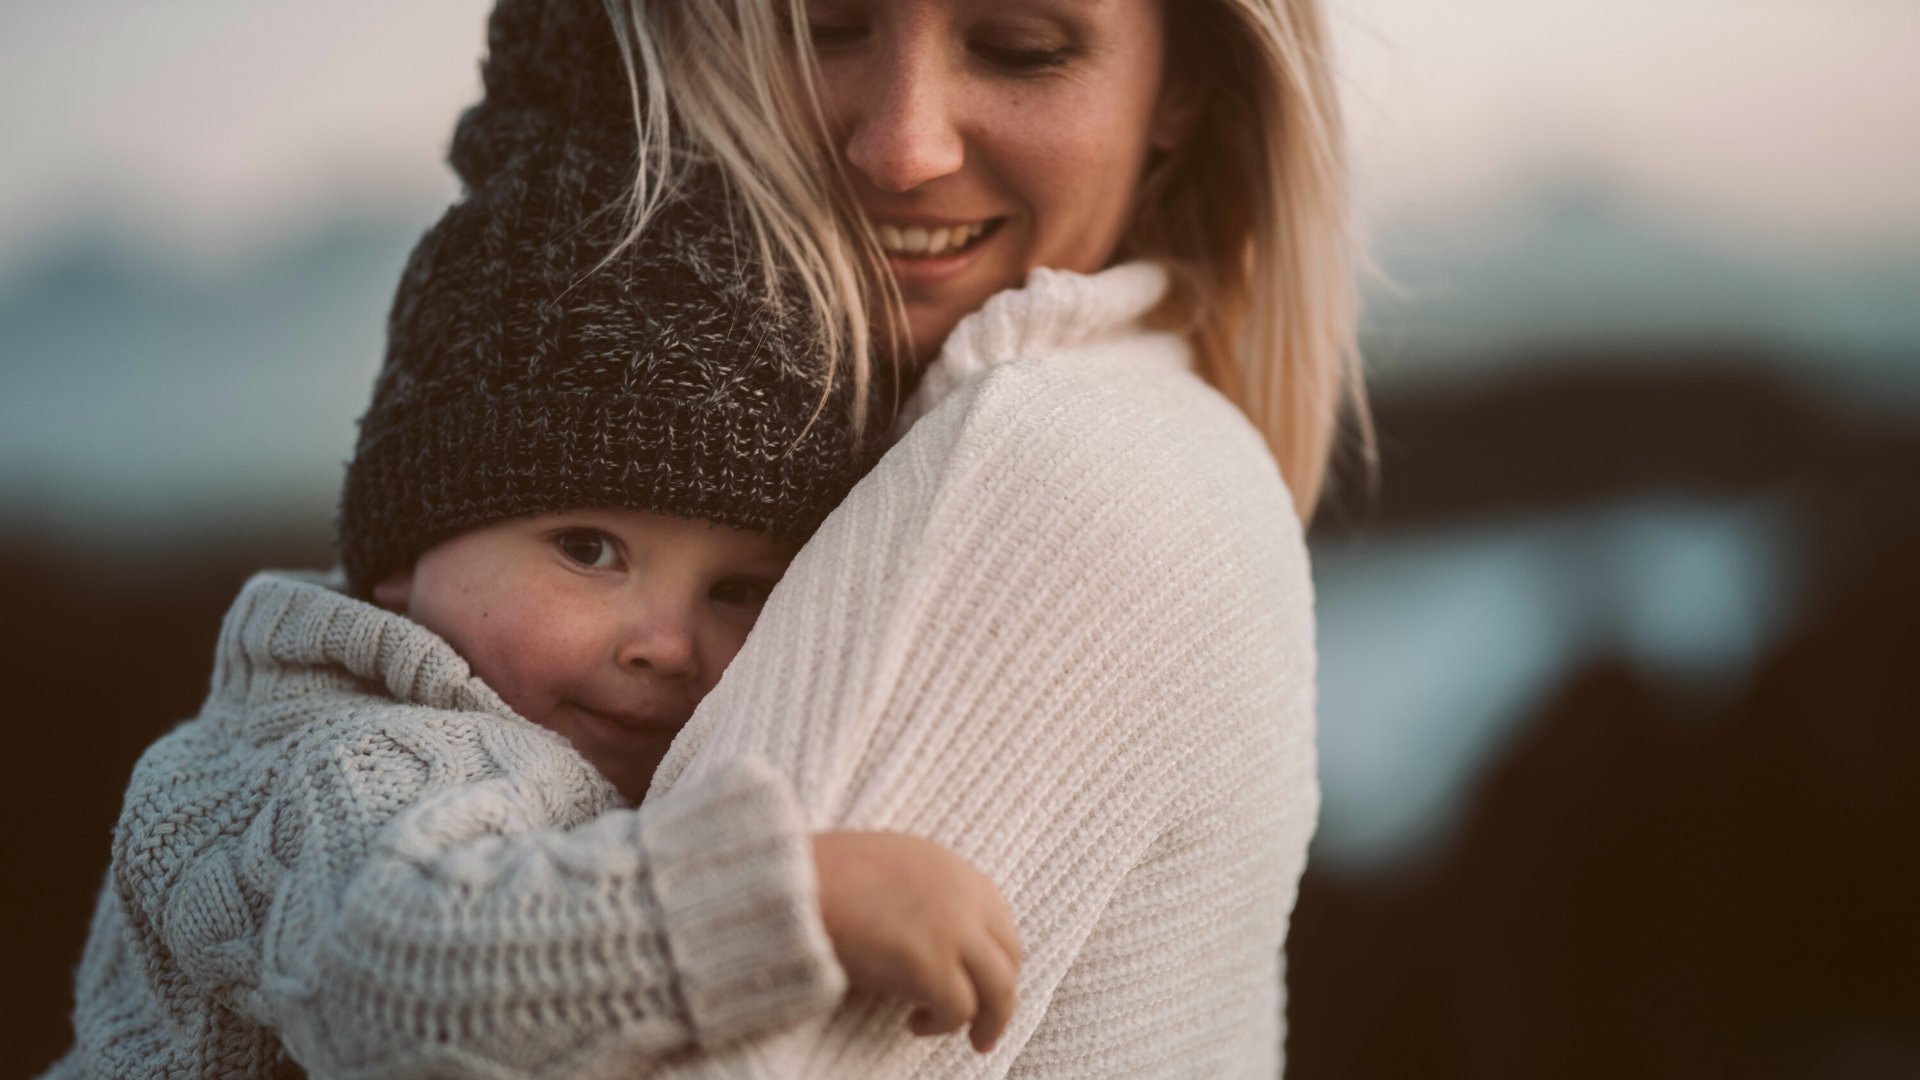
xmin=110 ymin=712 xmax=844 ymax=1079
xmin=812 ymin=831 xmax=1023 ymax=1055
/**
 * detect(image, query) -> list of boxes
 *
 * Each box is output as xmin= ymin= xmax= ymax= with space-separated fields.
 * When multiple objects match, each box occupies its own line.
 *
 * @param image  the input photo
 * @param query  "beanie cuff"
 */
xmin=338 ymin=390 xmax=862 ymax=593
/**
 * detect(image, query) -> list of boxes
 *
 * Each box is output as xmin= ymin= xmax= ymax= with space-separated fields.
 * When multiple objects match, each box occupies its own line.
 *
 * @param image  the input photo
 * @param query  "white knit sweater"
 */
xmin=46 ymin=573 xmax=848 ymax=1080
xmin=643 ymin=261 xmax=1320 ymax=1077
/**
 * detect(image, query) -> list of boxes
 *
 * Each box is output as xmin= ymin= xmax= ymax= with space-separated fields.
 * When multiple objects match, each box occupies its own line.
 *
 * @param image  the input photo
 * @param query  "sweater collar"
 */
xmin=210 ymin=570 xmax=511 ymax=725
xmin=893 ymin=260 xmax=1171 ymax=437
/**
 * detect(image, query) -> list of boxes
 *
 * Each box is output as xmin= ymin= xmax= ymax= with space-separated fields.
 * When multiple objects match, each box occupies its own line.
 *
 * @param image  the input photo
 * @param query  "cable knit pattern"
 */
xmin=642 ymin=261 xmax=1319 ymax=1077
xmin=46 ymin=573 xmax=846 ymax=1080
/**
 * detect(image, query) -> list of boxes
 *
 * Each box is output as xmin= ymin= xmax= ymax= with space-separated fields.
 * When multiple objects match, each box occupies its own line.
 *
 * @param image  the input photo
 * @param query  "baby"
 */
xmin=40 ymin=5 xmax=1018 ymax=1077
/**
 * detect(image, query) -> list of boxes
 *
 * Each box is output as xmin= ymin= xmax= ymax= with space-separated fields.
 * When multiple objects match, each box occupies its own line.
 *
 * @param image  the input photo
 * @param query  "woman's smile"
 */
xmin=870 ymin=214 xmax=1009 ymax=290
xmin=871 ymin=217 xmax=997 ymax=259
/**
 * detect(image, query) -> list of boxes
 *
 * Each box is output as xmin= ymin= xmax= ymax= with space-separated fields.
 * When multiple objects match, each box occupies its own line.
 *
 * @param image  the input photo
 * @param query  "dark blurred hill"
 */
xmin=1291 ymin=462 xmax=1920 ymax=1078
xmin=1296 ymin=359 xmax=1920 ymax=1077
xmin=1334 ymin=345 xmax=1920 ymax=532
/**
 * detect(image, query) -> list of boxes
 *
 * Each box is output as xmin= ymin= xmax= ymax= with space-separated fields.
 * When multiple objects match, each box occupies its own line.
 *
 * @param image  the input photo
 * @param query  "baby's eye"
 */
xmin=711 ymin=577 xmax=776 ymax=611
xmin=556 ymin=529 xmax=619 ymax=570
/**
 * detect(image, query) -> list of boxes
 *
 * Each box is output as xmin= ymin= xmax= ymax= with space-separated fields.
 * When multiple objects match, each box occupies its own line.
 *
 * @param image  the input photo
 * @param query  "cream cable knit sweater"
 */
xmin=46 ymin=573 xmax=848 ymax=1079
xmin=642 ymin=261 xmax=1319 ymax=1078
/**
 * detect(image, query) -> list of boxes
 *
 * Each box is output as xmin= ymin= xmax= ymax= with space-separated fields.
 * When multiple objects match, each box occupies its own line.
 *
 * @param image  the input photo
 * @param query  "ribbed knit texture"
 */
xmin=641 ymin=261 xmax=1320 ymax=1078
xmin=45 ymin=573 xmax=846 ymax=1080
xmin=337 ymin=0 xmax=883 ymax=592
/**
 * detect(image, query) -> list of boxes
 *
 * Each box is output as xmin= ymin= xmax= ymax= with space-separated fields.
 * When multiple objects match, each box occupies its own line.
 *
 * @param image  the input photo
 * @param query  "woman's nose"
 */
xmin=841 ymin=49 xmax=965 ymax=193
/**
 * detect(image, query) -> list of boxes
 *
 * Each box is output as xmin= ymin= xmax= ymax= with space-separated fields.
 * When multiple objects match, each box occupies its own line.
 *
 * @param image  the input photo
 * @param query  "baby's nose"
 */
xmin=613 ymin=611 xmax=698 ymax=679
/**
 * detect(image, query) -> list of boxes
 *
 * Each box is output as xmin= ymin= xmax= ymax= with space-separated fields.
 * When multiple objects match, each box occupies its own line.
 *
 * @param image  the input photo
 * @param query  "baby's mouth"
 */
xmin=873 ymin=218 xmax=1003 ymax=260
xmin=576 ymin=701 xmax=683 ymax=734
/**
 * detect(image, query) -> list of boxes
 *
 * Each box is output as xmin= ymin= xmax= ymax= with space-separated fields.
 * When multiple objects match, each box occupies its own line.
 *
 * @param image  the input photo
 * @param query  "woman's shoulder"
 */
xmin=850 ymin=260 xmax=1310 ymax=615
xmin=896 ymin=261 xmax=1184 ymax=422
xmin=896 ymin=261 xmax=1289 ymax=516
xmin=915 ymin=348 xmax=1296 ymax=527
xmin=885 ymin=352 xmax=1309 ymax=624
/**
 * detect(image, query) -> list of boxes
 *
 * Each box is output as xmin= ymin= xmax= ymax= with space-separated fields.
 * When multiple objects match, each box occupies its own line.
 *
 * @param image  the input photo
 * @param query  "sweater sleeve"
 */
xmin=110 ymin=712 xmax=846 ymax=1080
xmin=641 ymin=358 xmax=1319 ymax=1077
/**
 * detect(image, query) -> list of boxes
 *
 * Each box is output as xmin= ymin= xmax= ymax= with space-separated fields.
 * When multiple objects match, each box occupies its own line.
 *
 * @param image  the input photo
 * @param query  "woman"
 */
xmin=619 ymin=0 xmax=1371 ymax=1074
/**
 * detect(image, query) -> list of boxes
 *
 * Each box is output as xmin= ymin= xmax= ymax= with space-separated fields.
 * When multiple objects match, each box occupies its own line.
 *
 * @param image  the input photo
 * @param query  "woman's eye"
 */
xmin=973 ymin=42 xmax=1071 ymax=72
xmin=807 ymin=21 xmax=865 ymax=48
xmin=556 ymin=530 xmax=619 ymax=569
xmin=711 ymin=577 xmax=775 ymax=611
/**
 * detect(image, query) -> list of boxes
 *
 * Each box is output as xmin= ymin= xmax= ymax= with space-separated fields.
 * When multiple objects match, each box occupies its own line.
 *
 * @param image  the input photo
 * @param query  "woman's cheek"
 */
xmin=1012 ymin=111 xmax=1146 ymax=270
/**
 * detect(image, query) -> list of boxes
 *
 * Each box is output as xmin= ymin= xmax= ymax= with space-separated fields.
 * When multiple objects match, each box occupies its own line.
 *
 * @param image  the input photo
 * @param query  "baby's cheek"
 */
xmin=463 ymin=613 xmax=583 ymax=726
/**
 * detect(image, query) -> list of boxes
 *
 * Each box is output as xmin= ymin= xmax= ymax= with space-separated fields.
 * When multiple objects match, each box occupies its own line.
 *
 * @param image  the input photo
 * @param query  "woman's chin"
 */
xmin=902 ymin=309 xmax=965 ymax=365
xmin=900 ymin=276 xmax=1013 ymax=361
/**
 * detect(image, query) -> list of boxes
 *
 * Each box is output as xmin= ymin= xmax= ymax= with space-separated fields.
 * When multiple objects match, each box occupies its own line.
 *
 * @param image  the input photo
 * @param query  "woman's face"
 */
xmin=804 ymin=0 xmax=1193 ymax=360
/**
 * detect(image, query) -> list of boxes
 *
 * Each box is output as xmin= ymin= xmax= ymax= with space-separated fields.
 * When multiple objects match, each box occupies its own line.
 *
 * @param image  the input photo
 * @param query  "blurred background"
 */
xmin=4 ymin=1 xmax=1915 ymax=1075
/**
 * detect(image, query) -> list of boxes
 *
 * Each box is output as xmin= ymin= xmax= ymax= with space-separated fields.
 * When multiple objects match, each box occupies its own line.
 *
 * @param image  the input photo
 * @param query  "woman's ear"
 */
xmin=370 ymin=568 xmax=414 ymax=613
xmin=1149 ymin=69 xmax=1207 ymax=153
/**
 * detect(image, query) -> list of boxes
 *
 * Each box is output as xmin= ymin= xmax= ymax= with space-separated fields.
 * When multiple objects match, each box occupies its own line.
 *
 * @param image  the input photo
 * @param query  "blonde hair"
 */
xmin=601 ymin=0 xmax=1372 ymax=521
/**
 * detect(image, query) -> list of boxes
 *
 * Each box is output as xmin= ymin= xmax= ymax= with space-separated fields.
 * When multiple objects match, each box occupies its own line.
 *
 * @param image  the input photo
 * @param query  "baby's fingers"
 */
xmin=907 ymin=959 xmax=978 ymax=1037
xmin=985 ymin=893 xmax=1023 ymax=971
xmin=963 ymin=935 xmax=1019 ymax=1053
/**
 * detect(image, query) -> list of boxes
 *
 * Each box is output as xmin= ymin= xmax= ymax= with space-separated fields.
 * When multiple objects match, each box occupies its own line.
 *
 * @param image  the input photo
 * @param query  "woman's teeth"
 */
xmin=877 ymin=221 xmax=990 ymax=258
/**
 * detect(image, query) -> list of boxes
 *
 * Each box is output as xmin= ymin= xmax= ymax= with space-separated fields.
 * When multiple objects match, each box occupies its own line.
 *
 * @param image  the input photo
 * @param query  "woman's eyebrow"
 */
xmin=970 ymin=0 xmax=1108 ymax=14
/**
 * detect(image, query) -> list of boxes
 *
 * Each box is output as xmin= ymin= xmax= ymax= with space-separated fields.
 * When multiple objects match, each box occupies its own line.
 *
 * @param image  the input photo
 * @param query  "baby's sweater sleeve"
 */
xmin=641 ymin=359 xmax=1319 ymax=1076
xmin=107 ymin=709 xmax=845 ymax=1079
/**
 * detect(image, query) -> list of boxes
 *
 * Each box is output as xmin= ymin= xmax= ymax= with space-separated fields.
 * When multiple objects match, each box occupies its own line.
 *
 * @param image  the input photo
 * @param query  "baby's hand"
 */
xmin=810 ymin=831 xmax=1022 ymax=1053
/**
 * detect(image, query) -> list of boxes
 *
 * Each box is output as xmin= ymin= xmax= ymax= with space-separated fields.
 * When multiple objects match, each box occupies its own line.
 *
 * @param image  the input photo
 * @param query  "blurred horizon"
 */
xmin=6 ymin=173 xmax=1917 ymax=529
xmin=6 ymin=0 xmax=1919 ymax=530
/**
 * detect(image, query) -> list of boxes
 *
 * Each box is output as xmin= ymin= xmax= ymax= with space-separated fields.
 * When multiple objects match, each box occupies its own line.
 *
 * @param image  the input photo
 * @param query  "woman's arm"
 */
xmin=645 ymin=357 xmax=1318 ymax=1076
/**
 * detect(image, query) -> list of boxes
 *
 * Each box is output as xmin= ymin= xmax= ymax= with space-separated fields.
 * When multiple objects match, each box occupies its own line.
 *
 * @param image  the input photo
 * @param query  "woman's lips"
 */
xmin=875 ymin=219 xmax=993 ymax=258
xmin=873 ymin=217 xmax=1005 ymax=288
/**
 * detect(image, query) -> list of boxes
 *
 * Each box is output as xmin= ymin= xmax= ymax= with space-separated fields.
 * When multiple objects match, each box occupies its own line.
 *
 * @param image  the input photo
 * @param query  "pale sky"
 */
xmin=1 ymin=0 xmax=1917 ymax=266
xmin=1332 ymin=0 xmax=1920 ymax=247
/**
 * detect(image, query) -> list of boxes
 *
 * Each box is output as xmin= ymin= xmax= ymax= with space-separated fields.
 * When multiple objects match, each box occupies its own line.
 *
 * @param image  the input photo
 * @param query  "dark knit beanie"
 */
xmin=337 ymin=0 xmax=883 ymax=594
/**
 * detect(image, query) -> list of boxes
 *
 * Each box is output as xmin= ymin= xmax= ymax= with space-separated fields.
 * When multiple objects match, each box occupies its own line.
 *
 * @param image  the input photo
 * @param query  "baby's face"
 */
xmin=374 ymin=509 xmax=797 ymax=802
